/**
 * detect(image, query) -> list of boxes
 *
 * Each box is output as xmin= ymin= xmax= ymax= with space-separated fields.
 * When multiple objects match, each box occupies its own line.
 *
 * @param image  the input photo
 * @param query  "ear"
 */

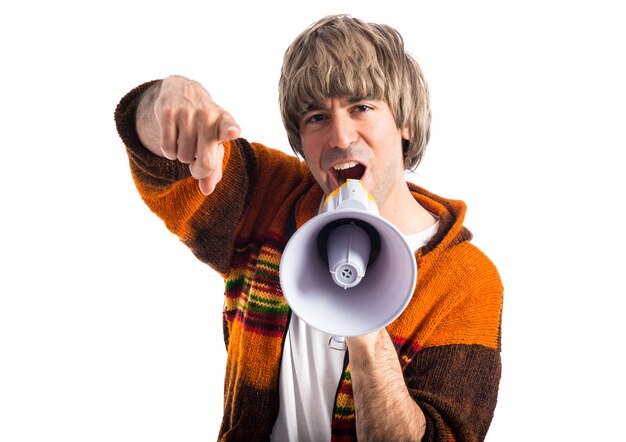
xmin=400 ymin=122 xmax=412 ymax=140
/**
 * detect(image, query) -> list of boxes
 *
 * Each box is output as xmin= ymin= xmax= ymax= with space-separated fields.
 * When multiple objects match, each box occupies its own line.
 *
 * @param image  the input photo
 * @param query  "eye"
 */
xmin=304 ymin=113 xmax=328 ymax=124
xmin=352 ymin=104 xmax=373 ymax=113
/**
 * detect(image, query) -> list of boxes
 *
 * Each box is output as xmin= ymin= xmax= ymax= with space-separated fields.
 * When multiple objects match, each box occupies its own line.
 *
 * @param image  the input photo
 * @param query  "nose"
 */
xmin=328 ymin=114 xmax=357 ymax=149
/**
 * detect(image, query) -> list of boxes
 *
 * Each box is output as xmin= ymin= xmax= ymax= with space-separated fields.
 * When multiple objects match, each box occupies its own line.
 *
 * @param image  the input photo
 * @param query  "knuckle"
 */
xmin=194 ymin=107 xmax=212 ymax=120
xmin=177 ymin=107 xmax=193 ymax=122
xmin=196 ymin=106 xmax=221 ymax=125
xmin=156 ymin=105 xmax=176 ymax=122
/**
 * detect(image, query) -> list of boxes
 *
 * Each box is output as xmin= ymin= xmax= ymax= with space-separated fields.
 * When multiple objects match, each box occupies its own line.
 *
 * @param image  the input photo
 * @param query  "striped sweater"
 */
xmin=115 ymin=82 xmax=503 ymax=441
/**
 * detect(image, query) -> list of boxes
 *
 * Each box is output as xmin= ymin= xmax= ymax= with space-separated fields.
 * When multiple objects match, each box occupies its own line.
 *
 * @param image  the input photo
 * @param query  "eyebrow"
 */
xmin=301 ymin=96 xmax=368 ymax=115
xmin=302 ymin=102 xmax=324 ymax=114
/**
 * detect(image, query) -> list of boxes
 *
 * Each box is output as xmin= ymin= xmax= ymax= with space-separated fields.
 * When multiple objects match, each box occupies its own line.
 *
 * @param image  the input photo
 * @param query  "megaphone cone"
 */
xmin=280 ymin=180 xmax=417 ymax=337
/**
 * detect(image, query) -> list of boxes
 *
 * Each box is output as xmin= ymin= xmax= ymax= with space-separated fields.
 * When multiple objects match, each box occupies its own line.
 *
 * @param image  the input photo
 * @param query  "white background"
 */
xmin=1 ymin=0 xmax=625 ymax=440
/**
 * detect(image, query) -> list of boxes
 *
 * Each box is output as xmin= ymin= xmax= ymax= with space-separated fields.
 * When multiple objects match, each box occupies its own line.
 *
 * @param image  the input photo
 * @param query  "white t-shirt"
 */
xmin=271 ymin=221 xmax=439 ymax=441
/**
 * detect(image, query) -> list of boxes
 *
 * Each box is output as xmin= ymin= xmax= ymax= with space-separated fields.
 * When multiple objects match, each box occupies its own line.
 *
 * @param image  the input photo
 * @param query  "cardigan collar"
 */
xmin=293 ymin=180 xmax=472 ymax=261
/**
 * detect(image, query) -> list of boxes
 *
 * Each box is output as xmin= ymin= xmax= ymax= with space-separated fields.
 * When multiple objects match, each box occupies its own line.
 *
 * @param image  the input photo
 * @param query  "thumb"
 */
xmin=218 ymin=113 xmax=241 ymax=143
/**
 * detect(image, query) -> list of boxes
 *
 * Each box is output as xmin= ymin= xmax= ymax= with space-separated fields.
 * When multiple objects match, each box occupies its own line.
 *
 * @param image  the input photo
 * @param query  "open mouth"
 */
xmin=332 ymin=161 xmax=366 ymax=184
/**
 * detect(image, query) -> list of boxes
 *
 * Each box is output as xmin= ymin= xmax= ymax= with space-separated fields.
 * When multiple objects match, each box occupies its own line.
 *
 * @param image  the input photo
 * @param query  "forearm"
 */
xmin=347 ymin=329 xmax=426 ymax=441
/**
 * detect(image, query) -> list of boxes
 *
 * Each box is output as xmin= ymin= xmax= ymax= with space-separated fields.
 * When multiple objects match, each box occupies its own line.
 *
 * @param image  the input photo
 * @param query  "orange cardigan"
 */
xmin=115 ymin=81 xmax=503 ymax=441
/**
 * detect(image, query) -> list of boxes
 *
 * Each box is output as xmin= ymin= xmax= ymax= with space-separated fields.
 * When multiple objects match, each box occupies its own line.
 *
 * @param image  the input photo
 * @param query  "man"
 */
xmin=115 ymin=14 xmax=503 ymax=441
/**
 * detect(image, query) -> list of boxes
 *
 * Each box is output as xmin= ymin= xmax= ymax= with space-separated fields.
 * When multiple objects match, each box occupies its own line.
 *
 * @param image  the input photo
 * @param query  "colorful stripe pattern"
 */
xmin=331 ymin=367 xmax=357 ymax=440
xmin=224 ymin=233 xmax=289 ymax=338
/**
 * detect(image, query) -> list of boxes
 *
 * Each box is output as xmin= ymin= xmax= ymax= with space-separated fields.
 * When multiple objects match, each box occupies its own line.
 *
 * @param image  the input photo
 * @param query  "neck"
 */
xmin=379 ymin=182 xmax=436 ymax=235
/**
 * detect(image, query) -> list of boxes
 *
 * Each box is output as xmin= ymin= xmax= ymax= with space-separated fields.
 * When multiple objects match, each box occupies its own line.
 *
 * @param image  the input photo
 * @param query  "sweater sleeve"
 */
xmin=406 ymin=344 xmax=501 ymax=441
xmin=113 ymin=81 xmax=311 ymax=275
xmin=400 ymin=245 xmax=503 ymax=441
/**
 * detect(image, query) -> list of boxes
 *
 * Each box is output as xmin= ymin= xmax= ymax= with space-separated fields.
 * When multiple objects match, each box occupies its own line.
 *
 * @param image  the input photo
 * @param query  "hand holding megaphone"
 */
xmin=280 ymin=180 xmax=417 ymax=340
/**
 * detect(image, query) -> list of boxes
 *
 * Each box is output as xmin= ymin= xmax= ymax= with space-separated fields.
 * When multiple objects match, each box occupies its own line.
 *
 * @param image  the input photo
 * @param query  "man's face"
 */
xmin=299 ymin=96 xmax=410 ymax=209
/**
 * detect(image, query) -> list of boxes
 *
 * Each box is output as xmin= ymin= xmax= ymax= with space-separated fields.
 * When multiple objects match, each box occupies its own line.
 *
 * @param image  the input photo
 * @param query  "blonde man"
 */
xmin=115 ymin=14 xmax=502 ymax=441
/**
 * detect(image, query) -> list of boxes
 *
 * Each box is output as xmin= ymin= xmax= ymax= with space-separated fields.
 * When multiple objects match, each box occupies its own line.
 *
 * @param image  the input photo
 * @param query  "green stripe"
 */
xmin=248 ymin=298 xmax=290 ymax=315
xmin=257 ymin=259 xmax=280 ymax=271
xmin=225 ymin=275 xmax=245 ymax=291
xmin=334 ymin=406 xmax=355 ymax=416
xmin=249 ymin=296 xmax=285 ymax=307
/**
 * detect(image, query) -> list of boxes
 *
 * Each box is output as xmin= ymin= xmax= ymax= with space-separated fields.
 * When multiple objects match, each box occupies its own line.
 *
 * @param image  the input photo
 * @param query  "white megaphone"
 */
xmin=279 ymin=180 xmax=417 ymax=344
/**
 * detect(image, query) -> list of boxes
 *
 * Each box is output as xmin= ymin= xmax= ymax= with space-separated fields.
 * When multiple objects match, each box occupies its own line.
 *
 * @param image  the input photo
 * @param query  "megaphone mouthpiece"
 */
xmin=327 ymin=222 xmax=371 ymax=289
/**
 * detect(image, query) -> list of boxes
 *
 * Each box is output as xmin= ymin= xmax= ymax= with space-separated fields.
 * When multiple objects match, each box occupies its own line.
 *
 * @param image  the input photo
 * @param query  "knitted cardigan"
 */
xmin=115 ymin=82 xmax=503 ymax=442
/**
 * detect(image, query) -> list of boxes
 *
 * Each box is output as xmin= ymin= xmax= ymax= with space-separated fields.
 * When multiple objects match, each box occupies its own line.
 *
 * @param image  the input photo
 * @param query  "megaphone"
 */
xmin=280 ymin=180 xmax=417 ymax=339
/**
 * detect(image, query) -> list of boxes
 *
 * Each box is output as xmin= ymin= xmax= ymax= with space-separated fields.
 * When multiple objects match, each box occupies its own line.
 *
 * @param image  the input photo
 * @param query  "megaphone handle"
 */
xmin=328 ymin=336 xmax=347 ymax=351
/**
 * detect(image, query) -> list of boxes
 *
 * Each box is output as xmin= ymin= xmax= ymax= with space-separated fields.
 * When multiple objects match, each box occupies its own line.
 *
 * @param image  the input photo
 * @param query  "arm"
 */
xmin=135 ymin=75 xmax=240 ymax=194
xmin=346 ymin=246 xmax=502 ymax=441
xmin=115 ymin=78 xmax=313 ymax=274
xmin=356 ymin=241 xmax=502 ymax=441
xmin=347 ymin=330 xmax=426 ymax=441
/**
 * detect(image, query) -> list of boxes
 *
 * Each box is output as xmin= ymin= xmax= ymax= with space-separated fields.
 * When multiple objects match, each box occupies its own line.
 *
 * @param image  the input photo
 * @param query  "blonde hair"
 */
xmin=279 ymin=14 xmax=431 ymax=170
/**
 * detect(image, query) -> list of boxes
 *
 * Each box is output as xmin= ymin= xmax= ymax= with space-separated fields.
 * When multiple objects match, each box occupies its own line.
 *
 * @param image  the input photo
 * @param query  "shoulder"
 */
xmin=445 ymin=241 xmax=501 ymax=287
xmin=419 ymin=241 xmax=503 ymax=349
xmin=422 ymin=240 xmax=503 ymax=314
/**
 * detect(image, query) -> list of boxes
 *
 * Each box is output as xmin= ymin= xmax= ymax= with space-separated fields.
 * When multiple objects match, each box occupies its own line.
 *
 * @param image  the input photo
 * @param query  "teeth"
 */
xmin=332 ymin=161 xmax=359 ymax=171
